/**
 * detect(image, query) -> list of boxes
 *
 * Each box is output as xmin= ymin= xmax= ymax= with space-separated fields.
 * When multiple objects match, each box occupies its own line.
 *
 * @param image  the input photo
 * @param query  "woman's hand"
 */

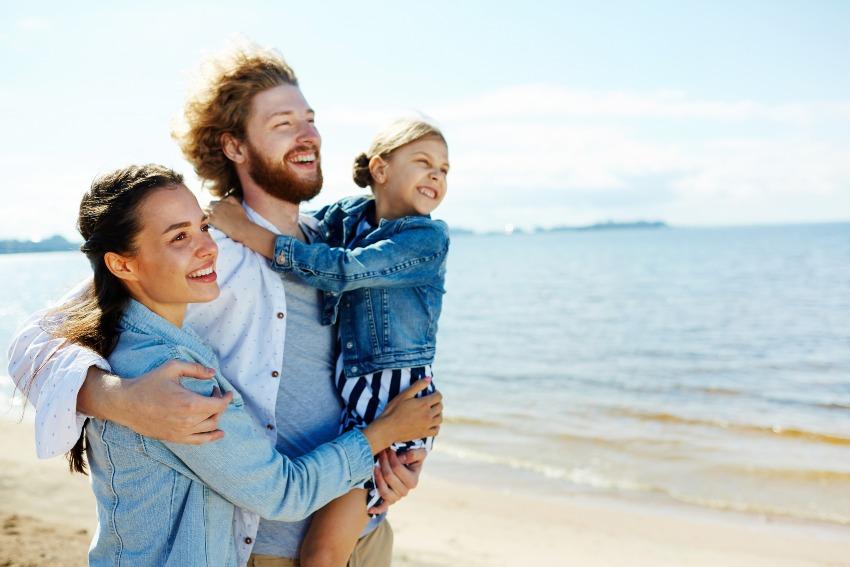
xmin=361 ymin=378 xmax=442 ymax=454
xmin=206 ymin=197 xmax=251 ymax=242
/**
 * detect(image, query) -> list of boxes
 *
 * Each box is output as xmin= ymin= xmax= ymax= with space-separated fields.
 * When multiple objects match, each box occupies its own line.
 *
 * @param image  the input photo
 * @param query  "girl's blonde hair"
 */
xmin=352 ymin=118 xmax=446 ymax=188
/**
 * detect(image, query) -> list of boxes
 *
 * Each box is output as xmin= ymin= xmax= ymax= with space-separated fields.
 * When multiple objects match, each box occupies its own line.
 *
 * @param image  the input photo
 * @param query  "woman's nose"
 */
xmin=198 ymin=233 xmax=218 ymax=258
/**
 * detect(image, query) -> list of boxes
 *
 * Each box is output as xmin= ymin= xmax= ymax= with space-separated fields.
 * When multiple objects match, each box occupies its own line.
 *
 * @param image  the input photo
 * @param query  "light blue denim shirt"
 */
xmin=271 ymin=196 xmax=449 ymax=377
xmin=86 ymin=299 xmax=374 ymax=566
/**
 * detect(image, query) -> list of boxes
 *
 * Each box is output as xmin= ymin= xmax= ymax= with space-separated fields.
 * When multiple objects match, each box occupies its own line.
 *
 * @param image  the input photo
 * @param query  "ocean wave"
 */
xmin=667 ymin=491 xmax=850 ymax=526
xmin=443 ymin=415 xmax=502 ymax=427
xmin=435 ymin=441 xmax=850 ymax=526
xmin=611 ymin=408 xmax=850 ymax=445
xmin=434 ymin=442 xmax=659 ymax=493
xmin=713 ymin=465 xmax=850 ymax=483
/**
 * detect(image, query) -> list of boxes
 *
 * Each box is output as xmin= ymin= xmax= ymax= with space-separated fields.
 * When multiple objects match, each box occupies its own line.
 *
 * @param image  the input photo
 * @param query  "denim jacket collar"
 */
xmin=120 ymin=299 xmax=214 ymax=363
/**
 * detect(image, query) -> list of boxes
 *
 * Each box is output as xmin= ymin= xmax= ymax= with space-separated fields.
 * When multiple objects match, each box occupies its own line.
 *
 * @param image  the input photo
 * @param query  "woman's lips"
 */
xmin=188 ymin=264 xmax=217 ymax=283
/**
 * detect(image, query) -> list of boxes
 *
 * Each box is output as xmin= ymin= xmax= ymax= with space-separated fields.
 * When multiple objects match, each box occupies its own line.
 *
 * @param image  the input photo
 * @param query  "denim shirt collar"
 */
xmin=120 ymin=299 xmax=214 ymax=362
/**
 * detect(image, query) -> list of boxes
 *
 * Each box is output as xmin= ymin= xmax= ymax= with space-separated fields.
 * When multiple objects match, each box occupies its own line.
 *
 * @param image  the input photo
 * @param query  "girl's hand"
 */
xmin=379 ymin=378 xmax=443 ymax=442
xmin=361 ymin=378 xmax=442 ymax=454
xmin=206 ymin=197 xmax=251 ymax=241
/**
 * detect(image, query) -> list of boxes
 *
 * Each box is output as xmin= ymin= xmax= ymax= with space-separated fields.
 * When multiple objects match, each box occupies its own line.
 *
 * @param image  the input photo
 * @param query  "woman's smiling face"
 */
xmin=109 ymin=184 xmax=219 ymax=325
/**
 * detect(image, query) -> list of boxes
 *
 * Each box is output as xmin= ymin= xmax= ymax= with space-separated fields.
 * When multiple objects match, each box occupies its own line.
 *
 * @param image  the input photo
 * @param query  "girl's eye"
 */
xmin=172 ymin=232 xmax=188 ymax=242
xmin=201 ymin=223 xmax=211 ymax=232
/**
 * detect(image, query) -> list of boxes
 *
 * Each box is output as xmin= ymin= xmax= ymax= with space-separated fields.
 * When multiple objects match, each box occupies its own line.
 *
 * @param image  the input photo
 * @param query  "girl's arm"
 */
xmin=207 ymin=197 xmax=276 ymax=259
xmin=272 ymin=218 xmax=450 ymax=293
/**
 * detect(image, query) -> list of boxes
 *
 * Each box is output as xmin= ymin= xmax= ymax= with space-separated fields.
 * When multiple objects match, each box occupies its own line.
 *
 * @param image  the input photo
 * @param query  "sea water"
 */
xmin=1 ymin=223 xmax=848 ymax=525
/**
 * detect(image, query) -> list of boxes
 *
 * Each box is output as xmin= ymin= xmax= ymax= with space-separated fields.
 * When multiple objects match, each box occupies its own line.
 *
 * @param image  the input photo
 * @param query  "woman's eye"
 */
xmin=172 ymin=232 xmax=187 ymax=242
xmin=201 ymin=223 xmax=211 ymax=232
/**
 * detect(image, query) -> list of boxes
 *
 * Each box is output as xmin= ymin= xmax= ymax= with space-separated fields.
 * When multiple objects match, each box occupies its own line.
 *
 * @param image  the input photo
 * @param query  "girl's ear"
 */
xmin=369 ymin=155 xmax=388 ymax=185
xmin=221 ymin=133 xmax=247 ymax=164
xmin=104 ymin=252 xmax=140 ymax=283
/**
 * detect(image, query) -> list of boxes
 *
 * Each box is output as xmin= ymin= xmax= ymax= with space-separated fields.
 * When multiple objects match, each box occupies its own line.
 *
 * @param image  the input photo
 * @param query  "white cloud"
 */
xmin=15 ymin=18 xmax=51 ymax=32
xmin=431 ymin=84 xmax=849 ymax=124
xmin=5 ymin=84 xmax=850 ymax=238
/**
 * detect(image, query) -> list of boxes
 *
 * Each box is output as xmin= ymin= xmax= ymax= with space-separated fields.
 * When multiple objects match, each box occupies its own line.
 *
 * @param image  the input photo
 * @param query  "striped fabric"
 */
xmin=336 ymin=364 xmax=437 ymax=510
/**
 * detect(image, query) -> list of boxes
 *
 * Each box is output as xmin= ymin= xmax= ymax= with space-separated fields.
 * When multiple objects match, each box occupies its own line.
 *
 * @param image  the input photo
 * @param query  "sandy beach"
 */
xmin=0 ymin=420 xmax=847 ymax=566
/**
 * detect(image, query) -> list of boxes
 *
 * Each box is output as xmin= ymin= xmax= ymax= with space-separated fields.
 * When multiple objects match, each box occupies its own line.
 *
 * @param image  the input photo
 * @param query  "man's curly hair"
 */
xmin=172 ymin=42 xmax=298 ymax=199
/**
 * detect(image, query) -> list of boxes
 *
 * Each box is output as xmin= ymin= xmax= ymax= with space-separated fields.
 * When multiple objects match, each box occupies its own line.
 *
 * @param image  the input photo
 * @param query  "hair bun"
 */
xmin=352 ymin=152 xmax=373 ymax=188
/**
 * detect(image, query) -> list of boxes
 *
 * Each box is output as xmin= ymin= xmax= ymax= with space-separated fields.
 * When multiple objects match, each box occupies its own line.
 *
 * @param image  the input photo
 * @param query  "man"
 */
xmin=7 ymin=42 xmax=429 ymax=567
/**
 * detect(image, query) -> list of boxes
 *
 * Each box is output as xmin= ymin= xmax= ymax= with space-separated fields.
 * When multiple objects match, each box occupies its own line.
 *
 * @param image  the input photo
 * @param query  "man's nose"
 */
xmin=297 ymin=121 xmax=321 ymax=146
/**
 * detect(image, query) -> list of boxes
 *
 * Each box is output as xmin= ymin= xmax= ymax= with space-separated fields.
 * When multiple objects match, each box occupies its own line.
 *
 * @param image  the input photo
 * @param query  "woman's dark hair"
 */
xmin=43 ymin=164 xmax=184 ymax=474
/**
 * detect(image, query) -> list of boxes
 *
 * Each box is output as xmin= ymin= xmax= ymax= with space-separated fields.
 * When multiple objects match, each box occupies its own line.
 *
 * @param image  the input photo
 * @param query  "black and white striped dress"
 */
xmin=335 ymin=361 xmax=437 ymax=510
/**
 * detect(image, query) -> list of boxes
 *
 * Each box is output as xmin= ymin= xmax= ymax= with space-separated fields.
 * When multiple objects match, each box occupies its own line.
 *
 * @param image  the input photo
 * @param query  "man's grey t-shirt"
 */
xmin=252 ymin=272 xmax=382 ymax=558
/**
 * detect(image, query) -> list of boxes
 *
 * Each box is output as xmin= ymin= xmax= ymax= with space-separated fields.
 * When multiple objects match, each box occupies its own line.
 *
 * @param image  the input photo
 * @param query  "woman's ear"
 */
xmin=221 ymin=133 xmax=247 ymax=164
xmin=369 ymin=156 xmax=388 ymax=185
xmin=104 ymin=252 xmax=140 ymax=283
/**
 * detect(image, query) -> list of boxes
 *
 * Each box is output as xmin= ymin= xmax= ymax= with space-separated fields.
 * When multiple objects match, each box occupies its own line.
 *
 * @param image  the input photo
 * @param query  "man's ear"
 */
xmin=104 ymin=251 xmax=140 ymax=283
xmin=369 ymin=156 xmax=388 ymax=184
xmin=221 ymin=133 xmax=247 ymax=164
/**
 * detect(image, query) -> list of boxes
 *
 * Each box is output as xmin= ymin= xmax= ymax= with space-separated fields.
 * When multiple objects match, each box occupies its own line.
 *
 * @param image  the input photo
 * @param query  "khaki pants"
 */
xmin=247 ymin=519 xmax=393 ymax=567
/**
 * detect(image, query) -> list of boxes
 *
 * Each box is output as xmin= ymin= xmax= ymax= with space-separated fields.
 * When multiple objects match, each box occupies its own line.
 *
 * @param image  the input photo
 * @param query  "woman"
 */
xmin=48 ymin=164 xmax=442 ymax=566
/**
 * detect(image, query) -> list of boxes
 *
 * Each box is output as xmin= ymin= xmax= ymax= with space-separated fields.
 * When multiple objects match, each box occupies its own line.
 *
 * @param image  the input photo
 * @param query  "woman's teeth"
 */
xmin=188 ymin=266 xmax=215 ymax=278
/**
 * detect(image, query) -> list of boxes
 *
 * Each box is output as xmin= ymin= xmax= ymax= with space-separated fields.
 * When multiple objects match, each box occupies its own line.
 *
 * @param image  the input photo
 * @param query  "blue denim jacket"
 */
xmin=271 ymin=196 xmax=449 ymax=377
xmin=86 ymin=300 xmax=374 ymax=566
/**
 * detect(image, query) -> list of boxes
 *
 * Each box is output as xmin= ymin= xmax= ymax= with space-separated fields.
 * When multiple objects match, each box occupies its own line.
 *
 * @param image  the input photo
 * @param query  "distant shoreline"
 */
xmin=3 ymin=221 xmax=849 ymax=253
xmin=0 ymin=235 xmax=79 ymax=255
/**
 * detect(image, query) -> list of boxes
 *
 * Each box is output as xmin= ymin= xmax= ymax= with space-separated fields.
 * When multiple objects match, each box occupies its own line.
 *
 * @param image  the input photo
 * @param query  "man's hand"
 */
xmin=368 ymin=447 xmax=428 ymax=515
xmin=79 ymin=361 xmax=233 ymax=445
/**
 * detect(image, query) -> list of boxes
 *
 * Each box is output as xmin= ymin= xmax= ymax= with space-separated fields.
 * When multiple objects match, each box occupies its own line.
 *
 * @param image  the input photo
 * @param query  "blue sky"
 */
xmin=3 ymin=1 xmax=849 ymax=237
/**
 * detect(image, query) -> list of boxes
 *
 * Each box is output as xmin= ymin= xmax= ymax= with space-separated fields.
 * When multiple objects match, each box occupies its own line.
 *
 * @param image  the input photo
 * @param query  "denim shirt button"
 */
xmin=271 ymin=370 xmax=280 ymax=378
xmin=266 ymin=424 xmax=274 ymax=430
xmin=346 ymin=342 xmax=353 ymax=349
xmin=276 ymin=312 xmax=284 ymax=319
xmin=350 ymin=366 xmax=358 ymax=374
xmin=244 ymin=537 xmax=253 ymax=545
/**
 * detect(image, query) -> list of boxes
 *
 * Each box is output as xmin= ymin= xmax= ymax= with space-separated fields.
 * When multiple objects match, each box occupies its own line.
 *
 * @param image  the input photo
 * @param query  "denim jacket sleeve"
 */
xmin=270 ymin=218 xmax=449 ymax=293
xmin=146 ymin=355 xmax=375 ymax=522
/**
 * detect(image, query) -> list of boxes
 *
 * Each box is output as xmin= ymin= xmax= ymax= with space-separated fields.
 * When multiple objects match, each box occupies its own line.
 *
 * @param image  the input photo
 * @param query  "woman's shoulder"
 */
xmin=108 ymin=333 xmax=180 ymax=379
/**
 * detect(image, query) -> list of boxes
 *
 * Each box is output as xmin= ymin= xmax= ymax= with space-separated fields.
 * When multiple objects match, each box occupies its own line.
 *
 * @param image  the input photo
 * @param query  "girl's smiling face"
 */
xmin=372 ymin=135 xmax=449 ymax=220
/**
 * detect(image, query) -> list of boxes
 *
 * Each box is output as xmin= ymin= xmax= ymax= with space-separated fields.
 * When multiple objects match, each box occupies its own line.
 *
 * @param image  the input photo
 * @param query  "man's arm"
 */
xmin=79 ymin=363 xmax=231 ymax=444
xmin=7 ymin=302 xmax=230 ymax=457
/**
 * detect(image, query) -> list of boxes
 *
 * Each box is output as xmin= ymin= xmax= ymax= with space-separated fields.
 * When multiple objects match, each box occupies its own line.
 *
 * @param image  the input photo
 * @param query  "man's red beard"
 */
xmin=246 ymin=142 xmax=323 ymax=204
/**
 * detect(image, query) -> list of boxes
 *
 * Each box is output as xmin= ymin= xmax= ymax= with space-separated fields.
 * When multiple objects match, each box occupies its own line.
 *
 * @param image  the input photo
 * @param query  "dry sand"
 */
xmin=0 ymin=420 xmax=847 ymax=566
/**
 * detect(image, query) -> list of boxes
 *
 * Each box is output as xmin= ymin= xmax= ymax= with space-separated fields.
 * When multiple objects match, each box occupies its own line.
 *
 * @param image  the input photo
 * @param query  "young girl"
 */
xmin=208 ymin=118 xmax=450 ymax=567
xmin=47 ymin=163 xmax=441 ymax=566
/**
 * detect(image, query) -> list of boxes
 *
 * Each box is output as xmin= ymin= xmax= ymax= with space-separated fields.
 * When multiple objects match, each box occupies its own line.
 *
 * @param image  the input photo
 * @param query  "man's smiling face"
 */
xmin=242 ymin=84 xmax=323 ymax=204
